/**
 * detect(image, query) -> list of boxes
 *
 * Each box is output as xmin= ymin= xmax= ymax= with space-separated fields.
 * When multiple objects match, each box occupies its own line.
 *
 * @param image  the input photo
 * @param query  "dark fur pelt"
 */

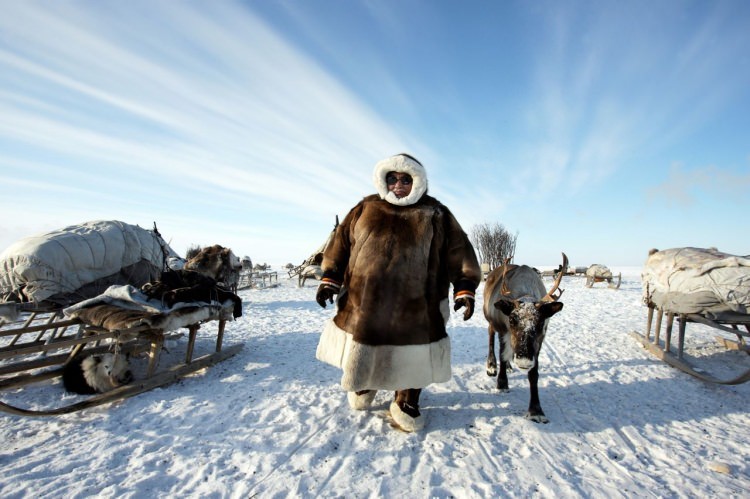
xmin=63 ymin=355 xmax=97 ymax=395
xmin=142 ymin=269 xmax=242 ymax=318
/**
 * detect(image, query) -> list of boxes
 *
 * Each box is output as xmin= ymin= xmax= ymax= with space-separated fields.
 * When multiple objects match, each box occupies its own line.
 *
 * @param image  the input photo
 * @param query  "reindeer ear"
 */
xmin=539 ymin=301 xmax=564 ymax=318
xmin=494 ymin=298 xmax=515 ymax=316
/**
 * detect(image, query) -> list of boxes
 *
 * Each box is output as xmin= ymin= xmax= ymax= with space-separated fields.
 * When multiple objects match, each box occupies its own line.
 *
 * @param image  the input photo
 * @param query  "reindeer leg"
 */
xmin=486 ymin=324 xmax=497 ymax=377
xmin=525 ymin=357 xmax=548 ymax=423
xmin=496 ymin=334 xmax=509 ymax=392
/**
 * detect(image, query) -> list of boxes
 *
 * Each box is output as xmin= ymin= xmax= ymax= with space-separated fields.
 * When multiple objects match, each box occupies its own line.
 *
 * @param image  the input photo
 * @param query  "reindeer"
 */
xmin=483 ymin=253 xmax=567 ymax=423
xmin=184 ymin=245 xmax=241 ymax=292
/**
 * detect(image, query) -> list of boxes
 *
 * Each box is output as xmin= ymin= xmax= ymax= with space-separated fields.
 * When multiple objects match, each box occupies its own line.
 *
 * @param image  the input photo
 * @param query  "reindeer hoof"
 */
xmin=525 ymin=412 xmax=549 ymax=424
xmin=486 ymin=367 xmax=497 ymax=377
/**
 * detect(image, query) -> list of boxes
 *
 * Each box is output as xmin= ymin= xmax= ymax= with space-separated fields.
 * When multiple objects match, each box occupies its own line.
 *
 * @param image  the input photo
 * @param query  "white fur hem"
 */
xmin=316 ymin=319 xmax=451 ymax=391
xmin=372 ymin=154 xmax=428 ymax=206
xmin=440 ymin=298 xmax=449 ymax=324
xmin=390 ymin=401 xmax=424 ymax=432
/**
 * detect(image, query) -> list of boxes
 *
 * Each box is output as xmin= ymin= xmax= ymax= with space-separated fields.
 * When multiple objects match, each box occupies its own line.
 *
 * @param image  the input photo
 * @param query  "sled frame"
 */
xmin=630 ymin=305 xmax=750 ymax=385
xmin=238 ymin=270 xmax=279 ymax=290
xmin=0 ymin=302 xmax=242 ymax=416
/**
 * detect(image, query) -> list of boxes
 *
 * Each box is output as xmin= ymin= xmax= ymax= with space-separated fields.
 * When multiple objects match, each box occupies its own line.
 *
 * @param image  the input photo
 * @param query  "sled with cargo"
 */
xmin=0 ymin=220 xmax=243 ymax=417
xmin=630 ymin=247 xmax=750 ymax=385
xmin=234 ymin=257 xmax=277 ymax=290
xmin=584 ymin=264 xmax=621 ymax=289
xmin=541 ymin=263 xmax=620 ymax=289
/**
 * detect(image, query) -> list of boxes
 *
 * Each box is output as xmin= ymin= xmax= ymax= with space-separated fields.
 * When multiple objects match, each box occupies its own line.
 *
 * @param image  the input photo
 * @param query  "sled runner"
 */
xmin=0 ymin=221 xmax=243 ymax=416
xmin=631 ymin=247 xmax=750 ymax=384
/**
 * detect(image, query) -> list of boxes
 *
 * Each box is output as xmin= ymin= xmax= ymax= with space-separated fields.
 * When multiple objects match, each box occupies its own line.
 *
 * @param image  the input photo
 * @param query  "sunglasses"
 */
xmin=386 ymin=174 xmax=413 ymax=186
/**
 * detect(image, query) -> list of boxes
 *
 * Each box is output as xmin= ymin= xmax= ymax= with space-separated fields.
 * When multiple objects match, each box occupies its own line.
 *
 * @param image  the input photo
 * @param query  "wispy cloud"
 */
xmin=517 ymin=1 xmax=750 ymax=200
xmin=1 ymin=1 xmax=747 ymax=265
xmin=647 ymin=162 xmax=750 ymax=207
xmin=0 ymin=1 xmax=413 ymax=257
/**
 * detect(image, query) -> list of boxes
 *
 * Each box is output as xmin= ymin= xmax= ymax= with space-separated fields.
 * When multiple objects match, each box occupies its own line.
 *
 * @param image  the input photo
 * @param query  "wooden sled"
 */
xmin=238 ymin=270 xmax=279 ymax=290
xmin=630 ymin=305 xmax=750 ymax=385
xmin=289 ymin=216 xmax=339 ymax=287
xmin=585 ymin=273 xmax=621 ymax=289
xmin=0 ymin=301 xmax=243 ymax=416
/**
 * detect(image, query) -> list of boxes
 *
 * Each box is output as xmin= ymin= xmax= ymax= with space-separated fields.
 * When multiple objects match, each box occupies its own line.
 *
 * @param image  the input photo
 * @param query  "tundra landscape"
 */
xmin=1 ymin=267 xmax=748 ymax=498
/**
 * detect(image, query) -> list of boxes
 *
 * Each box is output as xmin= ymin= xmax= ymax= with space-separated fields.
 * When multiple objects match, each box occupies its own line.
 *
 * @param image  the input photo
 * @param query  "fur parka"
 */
xmin=316 ymin=154 xmax=481 ymax=391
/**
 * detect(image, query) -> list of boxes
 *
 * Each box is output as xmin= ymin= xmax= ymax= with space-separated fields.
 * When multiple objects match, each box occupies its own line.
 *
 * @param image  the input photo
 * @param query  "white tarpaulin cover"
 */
xmin=642 ymin=247 xmax=750 ymax=319
xmin=0 ymin=220 xmax=176 ymax=306
xmin=586 ymin=264 xmax=613 ymax=279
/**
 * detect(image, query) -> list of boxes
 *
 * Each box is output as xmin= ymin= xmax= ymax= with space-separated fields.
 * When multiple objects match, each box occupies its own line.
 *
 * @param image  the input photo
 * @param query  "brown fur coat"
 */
xmin=316 ymin=193 xmax=480 ymax=391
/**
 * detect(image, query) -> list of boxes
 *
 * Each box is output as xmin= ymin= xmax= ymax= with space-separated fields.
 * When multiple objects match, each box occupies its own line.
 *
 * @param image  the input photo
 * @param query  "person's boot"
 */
xmin=390 ymin=388 xmax=424 ymax=431
xmin=347 ymin=390 xmax=377 ymax=410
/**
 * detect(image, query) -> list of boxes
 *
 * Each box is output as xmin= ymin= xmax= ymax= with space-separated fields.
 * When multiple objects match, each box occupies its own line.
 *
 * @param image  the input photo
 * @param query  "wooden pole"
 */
xmin=664 ymin=312 xmax=674 ymax=352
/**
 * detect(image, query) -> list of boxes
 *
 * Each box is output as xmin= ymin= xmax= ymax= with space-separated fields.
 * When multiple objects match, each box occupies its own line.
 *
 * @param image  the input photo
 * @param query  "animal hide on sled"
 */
xmin=63 ymin=270 xmax=242 ymax=332
xmin=141 ymin=269 xmax=242 ymax=318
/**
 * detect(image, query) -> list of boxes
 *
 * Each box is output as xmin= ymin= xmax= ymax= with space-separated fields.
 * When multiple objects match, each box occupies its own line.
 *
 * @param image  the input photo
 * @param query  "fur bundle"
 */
xmin=62 ymin=353 xmax=133 ymax=394
xmin=141 ymin=269 xmax=242 ymax=318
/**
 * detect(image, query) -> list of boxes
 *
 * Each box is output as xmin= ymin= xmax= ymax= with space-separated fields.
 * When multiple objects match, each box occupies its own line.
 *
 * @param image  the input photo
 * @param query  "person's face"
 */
xmin=386 ymin=171 xmax=413 ymax=198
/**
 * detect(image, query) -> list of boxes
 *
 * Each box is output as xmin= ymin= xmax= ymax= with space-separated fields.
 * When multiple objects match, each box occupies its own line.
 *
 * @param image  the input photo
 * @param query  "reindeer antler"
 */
xmin=500 ymin=256 xmax=513 ymax=296
xmin=542 ymin=252 xmax=568 ymax=302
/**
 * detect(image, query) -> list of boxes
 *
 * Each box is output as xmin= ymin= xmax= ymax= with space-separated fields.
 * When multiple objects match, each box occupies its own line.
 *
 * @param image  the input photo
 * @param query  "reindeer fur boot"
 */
xmin=390 ymin=389 xmax=424 ymax=432
xmin=389 ymin=401 xmax=424 ymax=432
xmin=347 ymin=390 xmax=377 ymax=410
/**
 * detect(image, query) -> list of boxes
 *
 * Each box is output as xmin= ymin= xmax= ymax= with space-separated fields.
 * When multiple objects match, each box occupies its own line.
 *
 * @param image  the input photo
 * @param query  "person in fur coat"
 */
xmin=315 ymin=153 xmax=481 ymax=432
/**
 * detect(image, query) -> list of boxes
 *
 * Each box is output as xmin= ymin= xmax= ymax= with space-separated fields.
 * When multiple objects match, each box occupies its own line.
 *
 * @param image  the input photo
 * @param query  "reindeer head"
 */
xmin=185 ymin=245 xmax=240 ymax=282
xmin=494 ymin=298 xmax=563 ymax=369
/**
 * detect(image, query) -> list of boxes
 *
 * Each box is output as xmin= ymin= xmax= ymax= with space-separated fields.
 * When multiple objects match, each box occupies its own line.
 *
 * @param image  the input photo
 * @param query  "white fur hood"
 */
xmin=372 ymin=154 xmax=428 ymax=206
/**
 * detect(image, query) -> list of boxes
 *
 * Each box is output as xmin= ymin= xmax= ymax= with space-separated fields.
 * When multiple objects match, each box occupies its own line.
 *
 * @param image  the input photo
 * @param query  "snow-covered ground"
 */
xmin=1 ymin=267 xmax=749 ymax=498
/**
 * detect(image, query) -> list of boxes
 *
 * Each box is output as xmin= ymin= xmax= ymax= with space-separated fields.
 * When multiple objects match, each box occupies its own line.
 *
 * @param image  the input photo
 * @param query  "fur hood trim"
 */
xmin=372 ymin=154 xmax=428 ymax=206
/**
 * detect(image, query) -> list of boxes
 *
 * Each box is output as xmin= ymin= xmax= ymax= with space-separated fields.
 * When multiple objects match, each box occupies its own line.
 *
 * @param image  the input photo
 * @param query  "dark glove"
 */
xmin=316 ymin=283 xmax=338 ymax=308
xmin=454 ymin=296 xmax=474 ymax=321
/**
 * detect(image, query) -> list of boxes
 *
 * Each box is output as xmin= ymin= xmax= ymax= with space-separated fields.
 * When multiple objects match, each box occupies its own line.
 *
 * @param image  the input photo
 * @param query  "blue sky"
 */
xmin=1 ymin=0 xmax=748 ymax=267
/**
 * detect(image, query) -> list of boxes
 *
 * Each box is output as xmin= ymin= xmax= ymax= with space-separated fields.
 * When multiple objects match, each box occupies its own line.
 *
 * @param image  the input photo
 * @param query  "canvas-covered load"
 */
xmin=586 ymin=264 xmax=613 ymax=279
xmin=0 ymin=220 xmax=177 ymax=307
xmin=642 ymin=247 xmax=750 ymax=320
